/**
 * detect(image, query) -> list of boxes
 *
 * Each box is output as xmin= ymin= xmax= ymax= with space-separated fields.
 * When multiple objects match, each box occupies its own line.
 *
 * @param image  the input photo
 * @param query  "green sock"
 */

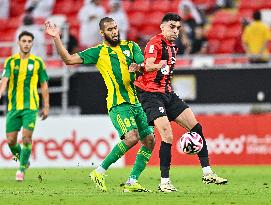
xmin=8 ymin=143 xmax=21 ymax=160
xmin=19 ymin=144 xmax=32 ymax=172
xmin=129 ymin=146 xmax=152 ymax=180
xmin=101 ymin=141 xmax=129 ymax=170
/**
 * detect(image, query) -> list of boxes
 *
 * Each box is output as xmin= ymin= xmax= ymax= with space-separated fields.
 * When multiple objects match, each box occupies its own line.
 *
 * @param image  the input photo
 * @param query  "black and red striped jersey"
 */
xmin=134 ymin=33 xmax=177 ymax=93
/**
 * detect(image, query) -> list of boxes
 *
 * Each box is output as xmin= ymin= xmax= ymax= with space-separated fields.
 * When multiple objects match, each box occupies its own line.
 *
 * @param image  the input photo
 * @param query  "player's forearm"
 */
xmin=145 ymin=60 xmax=165 ymax=72
xmin=53 ymin=35 xmax=74 ymax=65
xmin=40 ymin=83 xmax=50 ymax=108
xmin=0 ymin=77 xmax=8 ymax=96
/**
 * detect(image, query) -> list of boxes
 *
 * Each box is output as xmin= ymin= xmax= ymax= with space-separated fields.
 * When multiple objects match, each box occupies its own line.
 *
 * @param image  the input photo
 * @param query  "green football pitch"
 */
xmin=0 ymin=166 xmax=270 ymax=205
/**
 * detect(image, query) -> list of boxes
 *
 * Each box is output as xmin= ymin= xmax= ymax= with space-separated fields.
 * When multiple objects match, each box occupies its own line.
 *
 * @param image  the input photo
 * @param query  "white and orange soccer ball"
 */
xmin=179 ymin=132 xmax=203 ymax=155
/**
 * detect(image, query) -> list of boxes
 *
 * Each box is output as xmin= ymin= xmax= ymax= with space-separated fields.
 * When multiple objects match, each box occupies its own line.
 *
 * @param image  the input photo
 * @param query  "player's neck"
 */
xmin=19 ymin=52 xmax=30 ymax=59
xmin=161 ymin=33 xmax=174 ymax=43
xmin=104 ymin=41 xmax=119 ymax=47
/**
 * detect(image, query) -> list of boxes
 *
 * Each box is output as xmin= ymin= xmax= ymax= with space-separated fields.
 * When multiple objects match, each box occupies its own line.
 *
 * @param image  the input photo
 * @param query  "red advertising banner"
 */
xmin=125 ymin=114 xmax=271 ymax=165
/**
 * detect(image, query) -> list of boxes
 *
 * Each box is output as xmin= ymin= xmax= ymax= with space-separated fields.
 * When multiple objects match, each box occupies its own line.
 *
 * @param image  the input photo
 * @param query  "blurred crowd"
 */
xmin=0 ymin=0 xmax=271 ymax=64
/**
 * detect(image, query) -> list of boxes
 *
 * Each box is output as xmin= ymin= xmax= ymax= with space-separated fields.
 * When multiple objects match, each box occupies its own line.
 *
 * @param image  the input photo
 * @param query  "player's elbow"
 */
xmin=63 ymin=57 xmax=73 ymax=65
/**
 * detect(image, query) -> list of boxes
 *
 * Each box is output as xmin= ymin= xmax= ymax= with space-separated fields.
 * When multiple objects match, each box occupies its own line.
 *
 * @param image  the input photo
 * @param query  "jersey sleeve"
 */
xmin=77 ymin=46 xmax=101 ymax=65
xmin=144 ymin=39 xmax=160 ymax=59
xmin=2 ymin=57 xmax=12 ymax=79
xmin=131 ymin=41 xmax=144 ymax=64
xmin=38 ymin=58 xmax=49 ymax=83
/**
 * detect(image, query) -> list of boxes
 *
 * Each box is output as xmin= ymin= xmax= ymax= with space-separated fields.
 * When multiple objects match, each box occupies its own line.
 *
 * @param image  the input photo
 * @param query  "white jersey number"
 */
xmin=149 ymin=45 xmax=155 ymax=54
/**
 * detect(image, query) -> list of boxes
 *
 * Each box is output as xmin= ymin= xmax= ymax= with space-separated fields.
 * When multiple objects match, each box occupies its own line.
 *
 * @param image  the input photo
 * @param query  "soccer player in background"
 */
xmin=133 ymin=13 xmax=228 ymax=192
xmin=0 ymin=31 xmax=50 ymax=181
xmin=45 ymin=17 xmax=155 ymax=192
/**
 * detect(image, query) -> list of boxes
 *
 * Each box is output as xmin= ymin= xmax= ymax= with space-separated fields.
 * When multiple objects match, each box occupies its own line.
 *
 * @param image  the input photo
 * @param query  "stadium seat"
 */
xmin=212 ymin=11 xmax=238 ymax=25
xmin=0 ymin=30 xmax=16 ymax=41
xmin=0 ymin=47 xmax=12 ymax=57
xmin=122 ymin=0 xmax=132 ymax=12
xmin=130 ymin=0 xmax=150 ymax=12
xmin=207 ymin=39 xmax=220 ymax=54
xmin=225 ymin=25 xmax=242 ymax=39
xmin=0 ymin=19 xmax=9 ymax=31
xmin=217 ymin=39 xmax=236 ymax=54
xmin=207 ymin=25 xmax=226 ymax=40
xmin=237 ymin=10 xmax=253 ymax=20
xmin=6 ymin=17 xmax=21 ymax=30
xmin=45 ymin=59 xmax=64 ymax=68
xmin=149 ymin=0 xmax=171 ymax=12
xmin=127 ymin=27 xmax=139 ymax=42
xmin=10 ymin=0 xmax=26 ymax=17
xmin=143 ymin=11 xmax=165 ymax=27
xmin=140 ymin=25 xmax=160 ymax=36
xmin=53 ymin=2 xmax=74 ymax=15
xmin=168 ymin=0 xmax=179 ymax=13
xmin=128 ymin=12 xmax=145 ymax=28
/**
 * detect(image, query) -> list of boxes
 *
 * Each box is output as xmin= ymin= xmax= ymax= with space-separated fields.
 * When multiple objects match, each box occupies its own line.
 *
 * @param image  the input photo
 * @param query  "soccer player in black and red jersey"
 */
xmin=133 ymin=13 xmax=228 ymax=192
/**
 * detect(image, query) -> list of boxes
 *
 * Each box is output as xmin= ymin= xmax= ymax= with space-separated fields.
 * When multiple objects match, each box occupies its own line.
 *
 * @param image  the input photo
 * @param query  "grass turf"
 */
xmin=0 ymin=166 xmax=270 ymax=205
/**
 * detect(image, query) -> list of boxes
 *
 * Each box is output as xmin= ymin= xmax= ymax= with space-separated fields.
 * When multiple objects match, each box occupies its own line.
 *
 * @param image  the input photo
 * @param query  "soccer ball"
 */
xmin=179 ymin=132 xmax=203 ymax=155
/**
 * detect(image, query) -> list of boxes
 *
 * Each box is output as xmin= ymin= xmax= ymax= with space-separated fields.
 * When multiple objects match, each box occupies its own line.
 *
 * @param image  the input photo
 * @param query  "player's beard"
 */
xmin=104 ymin=32 xmax=120 ymax=47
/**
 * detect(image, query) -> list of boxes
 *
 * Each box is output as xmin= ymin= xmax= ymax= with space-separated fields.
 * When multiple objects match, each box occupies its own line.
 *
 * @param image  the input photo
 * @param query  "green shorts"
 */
xmin=109 ymin=103 xmax=154 ymax=140
xmin=6 ymin=109 xmax=38 ymax=133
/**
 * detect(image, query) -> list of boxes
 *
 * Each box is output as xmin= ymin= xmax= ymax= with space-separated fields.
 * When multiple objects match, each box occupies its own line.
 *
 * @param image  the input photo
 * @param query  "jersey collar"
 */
xmin=158 ymin=33 xmax=176 ymax=46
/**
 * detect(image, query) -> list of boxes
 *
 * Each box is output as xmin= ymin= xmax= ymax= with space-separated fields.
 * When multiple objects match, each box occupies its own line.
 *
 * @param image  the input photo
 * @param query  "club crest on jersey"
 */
xmin=123 ymin=50 xmax=130 ymax=57
xmin=28 ymin=64 xmax=34 ymax=71
xmin=159 ymin=107 xmax=165 ymax=113
xmin=14 ymin=65 xmax=19 ymax=70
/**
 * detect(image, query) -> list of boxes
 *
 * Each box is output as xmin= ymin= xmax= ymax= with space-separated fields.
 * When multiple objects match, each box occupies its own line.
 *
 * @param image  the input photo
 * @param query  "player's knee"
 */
xmin=22 ymin=136 xmax=32 ymax=145
xmin=159 ymin=124 xmax=173 ymax=143
xmin=142 ymin=134 xmax=156 ymax=151
xmin=7 ymin=137 xmax=17 ymax=146
xmin=123 ymin=130 xmax=140 ymax=148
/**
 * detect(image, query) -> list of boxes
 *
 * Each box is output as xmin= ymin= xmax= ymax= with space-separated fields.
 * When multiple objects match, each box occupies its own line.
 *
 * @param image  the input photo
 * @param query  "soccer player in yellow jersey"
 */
xmin=0 ymin=31 xmax=49 ymax=181
xmin=45 ymin=17 xmax=155 ymax=192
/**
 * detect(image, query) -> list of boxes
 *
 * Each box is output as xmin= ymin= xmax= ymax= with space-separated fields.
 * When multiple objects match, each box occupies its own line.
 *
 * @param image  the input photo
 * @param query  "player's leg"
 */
xmin=16 ymin=110 xmax=38 ymax=181
xmin=154 ymin=116 xmax=178 ymax=192
xmin=90 ymin=103 xmax=141 ymax=191
xmin=123 ymin=104 xmax=155 ymax=192
xmin=6 ymin=110 xmax=22 ymax=162
xmin=173 ymin=103 xmax=227 ymax=184
xmin=136 ymin=90 xmax=177 ymax=192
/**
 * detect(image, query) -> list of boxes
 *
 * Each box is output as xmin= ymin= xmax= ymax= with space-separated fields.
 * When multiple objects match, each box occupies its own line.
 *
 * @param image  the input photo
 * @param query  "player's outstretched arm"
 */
xmin=0 ymin=77 xmax=8 ymax=101
xmin=44 ymin=21 xmax=82 ymax=65
xmin=40 ymin=82 xmax=49 ymax=120
xmin=145 ymin=57 xmax=167 ymax=72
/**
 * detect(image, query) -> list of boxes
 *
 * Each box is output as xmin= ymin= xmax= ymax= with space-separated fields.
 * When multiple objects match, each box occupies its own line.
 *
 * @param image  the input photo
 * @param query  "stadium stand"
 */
xmin=0 ymin=0 xmax=271 ymax=69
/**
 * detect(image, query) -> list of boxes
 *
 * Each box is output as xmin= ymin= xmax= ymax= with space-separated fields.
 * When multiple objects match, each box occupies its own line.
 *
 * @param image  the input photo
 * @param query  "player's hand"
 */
xmin=129 ymin=63 xmax=140 ymax=72
xmin=159 ymin=60 xmax=167 ymax=69
xmin=44 ymin=21 xmax=61 ymax=38
xmin=40 ymin=107 xmax=49 ymax=120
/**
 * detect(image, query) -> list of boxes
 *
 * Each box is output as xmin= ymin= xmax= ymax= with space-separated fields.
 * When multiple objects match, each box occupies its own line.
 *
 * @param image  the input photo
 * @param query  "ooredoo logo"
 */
xmin=0 ymin=130 xmax=117 ymax=161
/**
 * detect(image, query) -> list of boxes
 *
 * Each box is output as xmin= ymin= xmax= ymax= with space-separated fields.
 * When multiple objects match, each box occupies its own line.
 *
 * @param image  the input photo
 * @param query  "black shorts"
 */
xmin=136 ymin=88 xmax=189 ymax=125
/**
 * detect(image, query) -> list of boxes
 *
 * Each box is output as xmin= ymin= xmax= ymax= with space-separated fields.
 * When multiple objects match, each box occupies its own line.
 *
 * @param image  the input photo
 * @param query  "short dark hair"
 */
xmin=162 ymin=13 xmax=182 ymax=23
xmin=253 ymin=11 xmax=261 ymax=21
xmin=99 ymin=17 xmax=114 ymax=30
xmin=18 ymin=31 xmax=34 ymax=40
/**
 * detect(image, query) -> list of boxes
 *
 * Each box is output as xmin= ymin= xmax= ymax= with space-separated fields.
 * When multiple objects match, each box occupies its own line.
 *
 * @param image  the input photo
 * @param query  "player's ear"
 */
xmin=100 ymin=30 xmax=104 ymax=37
xmin=160 ymin=23 xmax=165 ymax=30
